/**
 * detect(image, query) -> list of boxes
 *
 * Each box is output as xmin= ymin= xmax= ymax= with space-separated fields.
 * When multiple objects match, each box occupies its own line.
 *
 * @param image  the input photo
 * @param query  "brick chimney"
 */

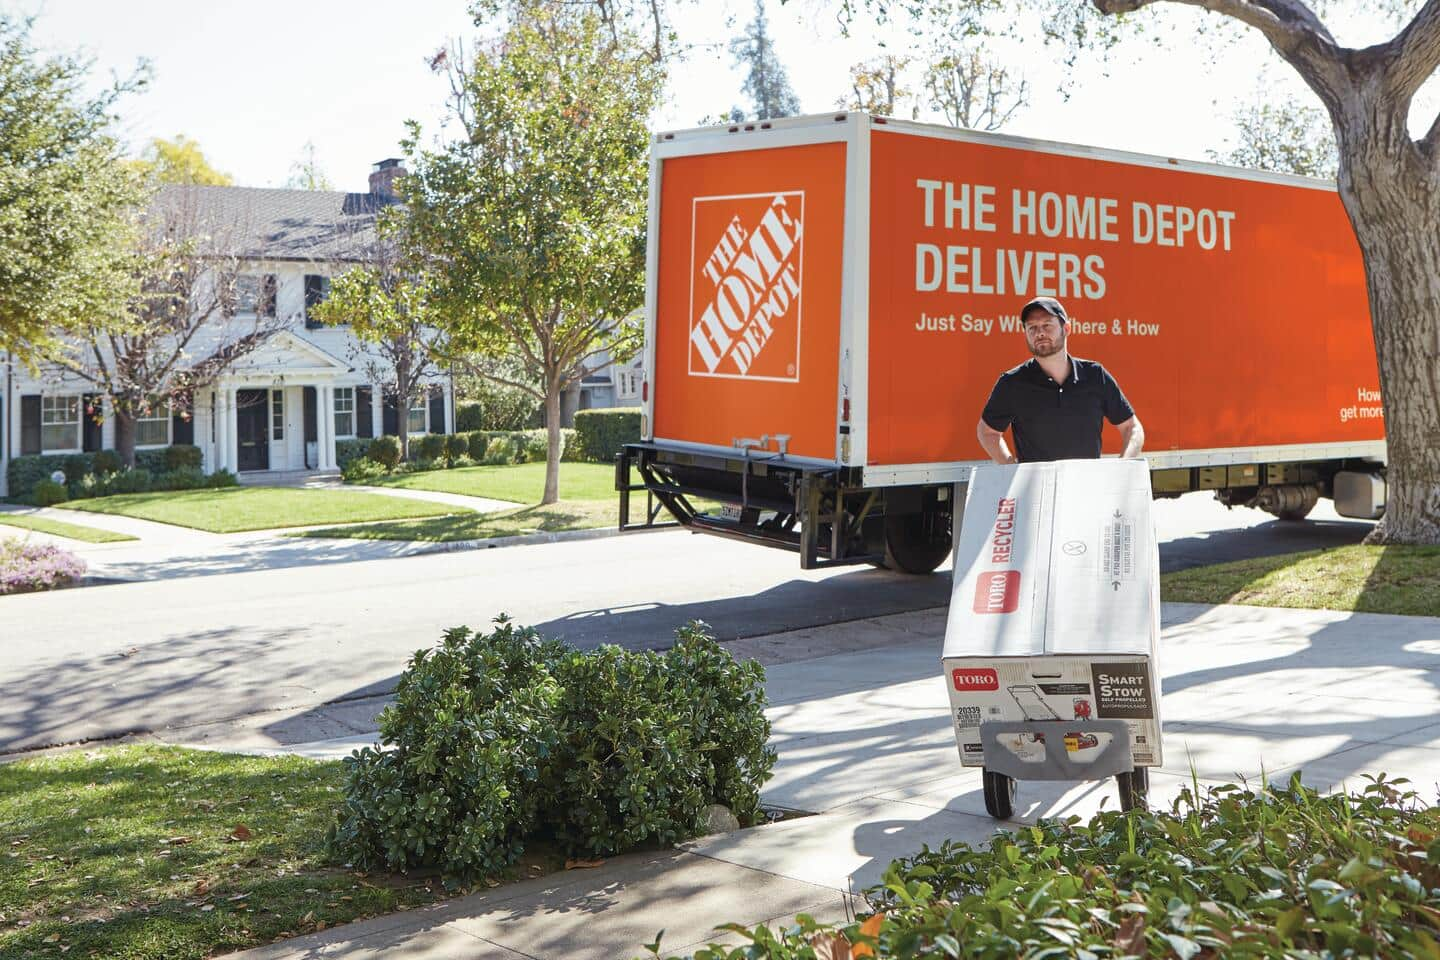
xmin=368 ymin=158 xmax=407 ymax=199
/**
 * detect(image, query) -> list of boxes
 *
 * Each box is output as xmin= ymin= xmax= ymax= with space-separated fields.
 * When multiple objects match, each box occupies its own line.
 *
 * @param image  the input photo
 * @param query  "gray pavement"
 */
xmin=219 ymin=600 xmax=1440 ymax=960
xmin=0 ymin=491 xmax=1374 ymax=754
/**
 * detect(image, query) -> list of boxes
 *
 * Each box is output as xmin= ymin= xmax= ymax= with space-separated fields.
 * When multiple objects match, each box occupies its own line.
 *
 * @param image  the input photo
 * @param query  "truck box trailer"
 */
xmin=617 ymin=113 xmax=1388 ymax=572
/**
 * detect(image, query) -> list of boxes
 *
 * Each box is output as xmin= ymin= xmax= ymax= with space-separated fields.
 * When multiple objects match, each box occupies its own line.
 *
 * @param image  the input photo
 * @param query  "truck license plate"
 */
xmin=719 ymin=503 xmax=744 ymax=522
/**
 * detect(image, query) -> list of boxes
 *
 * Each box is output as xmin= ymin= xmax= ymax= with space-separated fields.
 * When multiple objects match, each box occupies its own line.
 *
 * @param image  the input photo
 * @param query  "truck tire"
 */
xmin=1117 ymin=767 xmax=1149 ymax=812
xmin=883 ymin=510 xmax=952 ymax=575
xmin=983 ymin=768 xmax=1016 ymax=819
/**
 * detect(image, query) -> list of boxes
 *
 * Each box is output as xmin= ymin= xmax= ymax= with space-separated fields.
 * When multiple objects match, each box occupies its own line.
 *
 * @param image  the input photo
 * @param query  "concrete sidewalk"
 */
xmin=217 ymin=601 xmax=1440 ymax=960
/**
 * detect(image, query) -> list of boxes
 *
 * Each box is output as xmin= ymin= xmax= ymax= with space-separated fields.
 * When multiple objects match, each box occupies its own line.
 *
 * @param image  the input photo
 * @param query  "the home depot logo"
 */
xmin=972 ymin=570 xmax=1021 ymax=614
xmin=688 ymin=191 xmax=803 ymax=381
xmin=952 ymin=667 xmax=999 ymax=691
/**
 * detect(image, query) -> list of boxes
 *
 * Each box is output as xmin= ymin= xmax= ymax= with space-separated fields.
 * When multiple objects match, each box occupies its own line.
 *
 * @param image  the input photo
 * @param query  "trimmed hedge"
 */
xmin=335 ymin=438 xmax=372 ymax=470
xmin=464 ymin=429 xmax=580 ymax=465
xmin=455 ymin=401 xmax=484 ymax=432
xmin=367 ymin=436 xmax=401 ymax=470
xmin=574 ymin=407 xmax=642 ymax=463
xmin=7 ymin=445 xmax=202 ymax=501
xmin=328 ymin=618 xmax=775 ymax=886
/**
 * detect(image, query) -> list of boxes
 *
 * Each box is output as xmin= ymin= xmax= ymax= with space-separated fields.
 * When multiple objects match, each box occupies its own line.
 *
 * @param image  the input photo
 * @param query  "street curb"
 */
xmin=402 ymin=522 xmax=678 ymax=556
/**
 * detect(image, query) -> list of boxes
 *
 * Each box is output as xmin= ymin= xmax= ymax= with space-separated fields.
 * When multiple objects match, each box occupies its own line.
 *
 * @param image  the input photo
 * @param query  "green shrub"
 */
xmin=483 ymin=435 xmax=520 ymax=466
xmin=653 ymin=775 xmax=1440 ymax=960
xmin=573 ymin=407 xmax=642 ymax=462
xmin=134 ymin=448 xmax=166 ymax=473
xmin=153 ymin=467 xmax=207 ymax=490
xmin=62 ymin=454 xmax=90 ymax=484
xmin=368 ymin=435 xmax=401 ymax=470
xmin=559 ymin=427 xmax=582 ymax=462
xmin=466 ymin=430 xmax=491 ymax=460
xmin=342 ymin=457 xmax=388 ymax=484
xmin=163 ymin=444 xmax=203 ymax=470
xmin=328 ymin=618 xmax=772 ymax=886
xmin=30 ymin=479 xmax=69 ymax=507
xmin=7 ymin=454 xmax=87 ymax=500
xmin=455 ymin=401 xmax=484 ymax=432
xmin=69 ymin=472 xmax=110 ymax=500
xmin=91 ymin=450 xmax=121 ymax=475
xmin=417 ymin=433 xmax=447 ymax=462
xmin=445 ymin=434 xmax=469 ymax=464
xmin=108 ymin=468 xmax=152 ymax=494
xmin=451 ymin=454 xmax=475 ymax=469
xmin=335 ymin=438 xmax=372 ymax=470
xmin=206 ymin=469 xmax=239 ymax=489
xmin=513 ymin=429 xmax=548 ymax=464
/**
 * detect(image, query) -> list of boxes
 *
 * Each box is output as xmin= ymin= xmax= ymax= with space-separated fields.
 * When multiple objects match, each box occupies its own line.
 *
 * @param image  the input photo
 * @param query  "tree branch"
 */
xmin=1386 ymin=0 xmax=1440 ymax=101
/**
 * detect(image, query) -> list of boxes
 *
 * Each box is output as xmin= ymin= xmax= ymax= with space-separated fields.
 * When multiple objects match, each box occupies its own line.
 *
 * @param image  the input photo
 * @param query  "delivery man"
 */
xmin=976 ymin=297 xmax=1145 ymax=464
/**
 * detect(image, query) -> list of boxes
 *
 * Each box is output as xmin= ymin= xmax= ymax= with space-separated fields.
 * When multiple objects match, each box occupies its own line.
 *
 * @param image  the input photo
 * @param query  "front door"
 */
xmin=236 ymin=389 xmax=269 ymax=471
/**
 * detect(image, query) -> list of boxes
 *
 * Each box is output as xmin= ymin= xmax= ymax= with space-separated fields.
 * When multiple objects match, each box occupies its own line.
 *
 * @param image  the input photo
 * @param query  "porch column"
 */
xmin=228 ymin=388 xmax=240 ymax=473
xmin=214 ymin=390 xmax=230 ymax=472
xmin=370 ymin=386 xmax=383 ymax=439
xmin=317 ymin=384 xmax=334 ymax=470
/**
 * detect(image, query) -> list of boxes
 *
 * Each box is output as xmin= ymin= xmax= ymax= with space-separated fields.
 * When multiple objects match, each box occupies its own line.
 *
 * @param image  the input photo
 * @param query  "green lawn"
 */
xmin=57 ymin=488 xmax=467 ymax=534
xmin=300 ymin=500 xmax=617 ymax=543
xmin=0 ymin=514 xmax=137 ymax=543
xmin=360 ymin=461 xmax=615 ymax=503
xmin=0 ymin=746 xmax=456 ymax=960
xmin=1161 ymin=545 xmax=1440 ymax=617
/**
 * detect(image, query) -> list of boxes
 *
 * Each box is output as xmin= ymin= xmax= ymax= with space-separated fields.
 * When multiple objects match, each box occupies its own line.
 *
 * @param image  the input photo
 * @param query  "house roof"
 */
xmin=153 ymin=184 xmax=400 ymax=263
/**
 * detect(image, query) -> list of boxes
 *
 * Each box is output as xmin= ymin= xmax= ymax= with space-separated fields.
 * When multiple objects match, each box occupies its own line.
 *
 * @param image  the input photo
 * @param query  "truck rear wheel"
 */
xmin=882 ymin=509 xmax=952 ymax=575
xmin=1117 ymin=767 xmax=1149 ymax=812
xmin=982 ymin=769 xmax=1016 ymax=819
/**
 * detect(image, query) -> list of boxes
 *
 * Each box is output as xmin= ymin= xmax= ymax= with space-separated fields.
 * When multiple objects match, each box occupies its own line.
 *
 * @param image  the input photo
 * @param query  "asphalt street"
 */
xmin=0 ymin=491 xmax=1372 ymax=753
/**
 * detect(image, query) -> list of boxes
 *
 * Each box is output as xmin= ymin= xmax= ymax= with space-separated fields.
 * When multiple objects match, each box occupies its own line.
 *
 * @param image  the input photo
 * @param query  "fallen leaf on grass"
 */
xmin=564 ymin=858 xmax=605 ymax=870
xmin=192 ymin=879 xmax=210 ymax=896
xmin=811 ymin=932 xmax=852 ymax=960
xmin=163 ymin=836 xmax=193 ymax=846
xmin=228 ymin=824 xmax=252 ymax=842
xmin=1113 ymin=914 xmax=1146 ymax=955
xmin=43 ymin=933 xmax=61 ymax=943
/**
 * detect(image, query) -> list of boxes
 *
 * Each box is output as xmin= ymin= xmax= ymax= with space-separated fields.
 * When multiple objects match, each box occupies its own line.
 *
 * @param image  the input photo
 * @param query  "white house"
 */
xmin=0 ymin=161 xmax=453 ymax=496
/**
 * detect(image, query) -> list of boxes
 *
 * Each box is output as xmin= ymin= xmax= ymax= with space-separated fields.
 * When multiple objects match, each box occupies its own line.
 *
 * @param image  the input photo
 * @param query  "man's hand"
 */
xmin=976 ymin=419 xmax=1017 ymax=465
xmin=1117 ymin=416 xmax=1145 ymax=459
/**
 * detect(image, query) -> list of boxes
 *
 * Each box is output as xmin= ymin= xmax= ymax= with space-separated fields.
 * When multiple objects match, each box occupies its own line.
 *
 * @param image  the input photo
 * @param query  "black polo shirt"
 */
xmin=981 ymin=356 xmax=1134 ymax=463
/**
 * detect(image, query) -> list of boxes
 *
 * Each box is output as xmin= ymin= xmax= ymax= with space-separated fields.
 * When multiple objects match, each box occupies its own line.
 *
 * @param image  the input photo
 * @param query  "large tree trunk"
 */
xmin=113 ymin=411 xmax=137 ymax=469
xmin=542 ymin=378 xmax=562 ymax=506
xmin=1337 ymin=129 xmax=1440 ymax=544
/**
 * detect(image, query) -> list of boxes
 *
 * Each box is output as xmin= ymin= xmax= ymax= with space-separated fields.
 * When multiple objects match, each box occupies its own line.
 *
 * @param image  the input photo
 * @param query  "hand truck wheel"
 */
xmin=982 ymin=767 xmax=1016 ymax=819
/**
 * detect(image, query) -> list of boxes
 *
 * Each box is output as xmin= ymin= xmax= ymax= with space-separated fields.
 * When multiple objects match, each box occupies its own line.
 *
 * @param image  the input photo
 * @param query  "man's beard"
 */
xmin=1029 ymin=335 xmax=1065 ymax=358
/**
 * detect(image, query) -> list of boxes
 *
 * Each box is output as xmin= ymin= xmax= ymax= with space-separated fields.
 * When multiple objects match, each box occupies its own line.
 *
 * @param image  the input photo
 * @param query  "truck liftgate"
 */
xmin=617 ymin=442 xmax=955 ymax=573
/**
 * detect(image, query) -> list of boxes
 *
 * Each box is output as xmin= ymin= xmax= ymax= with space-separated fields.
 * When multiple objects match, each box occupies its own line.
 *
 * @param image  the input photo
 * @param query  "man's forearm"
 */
xmin=1120 ymin=423 xmax=1145 ymax=459
xmin=977 ymin=427 xmax=1017 ymax=465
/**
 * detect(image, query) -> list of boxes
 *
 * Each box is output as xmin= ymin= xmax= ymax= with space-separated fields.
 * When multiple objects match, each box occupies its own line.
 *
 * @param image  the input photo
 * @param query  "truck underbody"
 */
xmin=617 ymin=442 xmax=1386 ymax=574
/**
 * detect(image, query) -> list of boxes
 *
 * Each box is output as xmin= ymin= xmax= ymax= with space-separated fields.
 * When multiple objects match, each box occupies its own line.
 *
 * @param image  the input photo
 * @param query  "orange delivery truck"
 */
xmin=615 ymin=112 xmax=1389 ymax=573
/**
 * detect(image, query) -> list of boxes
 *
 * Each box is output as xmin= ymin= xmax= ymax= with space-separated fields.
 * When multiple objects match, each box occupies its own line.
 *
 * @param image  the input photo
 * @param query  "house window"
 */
xmin=304 ymin=275 xmax=332 ymax=329
xmin=136 ymin=403 xmax=171 ymax=447
xmin=41 ymin=395 xmax=81 ymax=451
xmin=616 ymin=369 xmax=641 ymax=400
xmin=272 ymin=390 xmax=284 ymax=441
xmin=234 ymin=274 xmax=277 ymax=317
xmin=334 ymin=387 xmax=355 ymax=437
xmin=408 ymin=400 xmax=427 ymax=435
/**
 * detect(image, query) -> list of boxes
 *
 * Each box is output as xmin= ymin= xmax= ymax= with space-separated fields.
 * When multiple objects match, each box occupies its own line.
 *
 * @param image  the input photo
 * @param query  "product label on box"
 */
xmin=972 ymin=569 xmax=1020 ymax=614
xmin=952 ymin=667 xmax=999 ymax=691
xmin=1091 ymin=662 xmax=1154 ymax=719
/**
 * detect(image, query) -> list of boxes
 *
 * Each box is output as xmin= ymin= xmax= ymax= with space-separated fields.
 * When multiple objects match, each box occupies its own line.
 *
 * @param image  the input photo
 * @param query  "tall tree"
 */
xmin=27 ymin=189 xmax=280 ymax=466
xmin=314 ymin=228 xmax=450 ymax=463
xmin=0 ymin=15 xmax=143 ymax=357
xmin=730 ymin=0 xmax=802 ymax=120
xmin=842 ymin=55 xmax=918 ymax=116
xmin=1212 ymin=94 xmax=1339 ymax=179
xmin=136 ymin=135 xmax=233 ymax=186
xmin=284 ymin=141 xmax=334 ymax=190
xmin=852 ymin=0 xmax=1440 ymax=544
xmin=401 ymin=4 xmax=660 ymax=504
xmin=922 ymin=47 xmax=1028 ymax=131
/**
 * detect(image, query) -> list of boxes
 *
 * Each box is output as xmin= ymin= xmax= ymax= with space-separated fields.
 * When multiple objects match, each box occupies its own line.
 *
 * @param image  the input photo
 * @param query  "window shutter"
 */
xmin=304 ymin=274 xmax=327 ymax=329
xmin=20 ymin=395 xmax=41 ymax=455
xmin=428 ymin=387 xmax=445 ymax=434
xmin=356 ymin=386 xmax=373 ymax=438
xmin=172 ymin=409 xmax=194 ymax=445
xmin=262 ymin=274 xmax=278 ymax=318
xmin=82 ymin=394 xmax=104 ymax=452
xmin=382 ymin=394 xmax=399 ymax=436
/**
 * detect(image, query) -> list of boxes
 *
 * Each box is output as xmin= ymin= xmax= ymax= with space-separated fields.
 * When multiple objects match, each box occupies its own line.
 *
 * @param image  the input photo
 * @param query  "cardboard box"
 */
xmin=943 ymin=459 xmax=1163 ymax=771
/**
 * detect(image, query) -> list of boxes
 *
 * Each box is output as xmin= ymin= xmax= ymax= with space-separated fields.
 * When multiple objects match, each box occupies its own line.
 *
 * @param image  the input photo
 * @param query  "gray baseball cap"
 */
xmin=1020 ymin=297 xmax=1068 ymax=323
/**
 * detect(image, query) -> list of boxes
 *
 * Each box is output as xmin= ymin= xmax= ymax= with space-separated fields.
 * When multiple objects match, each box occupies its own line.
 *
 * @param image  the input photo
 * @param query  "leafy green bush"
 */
xmin=30 ymin=479 xmax=69 ymax=507
xmin=342 ymin=457 xmax=388 ymax=484
xmin=329 ymin=618 xmax=772 ymax=886
xmin=7 ymin=454 xmax=87 ymax=501
xmin=91 ymin=450 xmax=121 ymax=475
xmin=335 ymin=438 xmax=372 ymax=470
xmin=108 ymin=468 xmax=152 ymax=494
xmin=653 ymin=775 xmax=1440 ymax=960
xmin=466 ymin=430 xmax=491 ymax=460
xmin=152 ymin=467 xmax=206 ymax=490
xmin=483 ymin=435 xmax=519 ymax=466
xmin=69 ymin=472 xmax=109 ymax=499
xmin=207 ymin=469 xmax=239 ymax=489
xmin=368 ymin=436 xmax=401 ymax=470
xmin=455 ymin=402 xmax=484 ymax=432
xmin=513 ymin=429 xmax=548 ymax=464
xmin=416 ymin=433 xmax=447 ymax=462
xmin=62 ymin=454 xmax=90 ymax=484
xmin=445 ymin=434 xmax=469 ymax=464
xmin=457 ymin=377 xmax=539 ymax=431
xmin=163 ymin=444 xmax=203 ymax=470
xmin=574 ymin=407 xmax=641 ymax=463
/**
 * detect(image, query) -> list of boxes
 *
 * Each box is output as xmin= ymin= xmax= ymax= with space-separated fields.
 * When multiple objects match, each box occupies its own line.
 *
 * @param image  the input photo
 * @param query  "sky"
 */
xmin=19 ymin=1 xmax=1434 ymax=191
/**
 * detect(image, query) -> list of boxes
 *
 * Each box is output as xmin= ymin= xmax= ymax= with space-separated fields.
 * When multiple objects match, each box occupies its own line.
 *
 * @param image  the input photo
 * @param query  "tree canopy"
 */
xmin=135 ymin=134 xmax=233 ymax=186
xmin=730 ymin=0 xmax=802 ymax=120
